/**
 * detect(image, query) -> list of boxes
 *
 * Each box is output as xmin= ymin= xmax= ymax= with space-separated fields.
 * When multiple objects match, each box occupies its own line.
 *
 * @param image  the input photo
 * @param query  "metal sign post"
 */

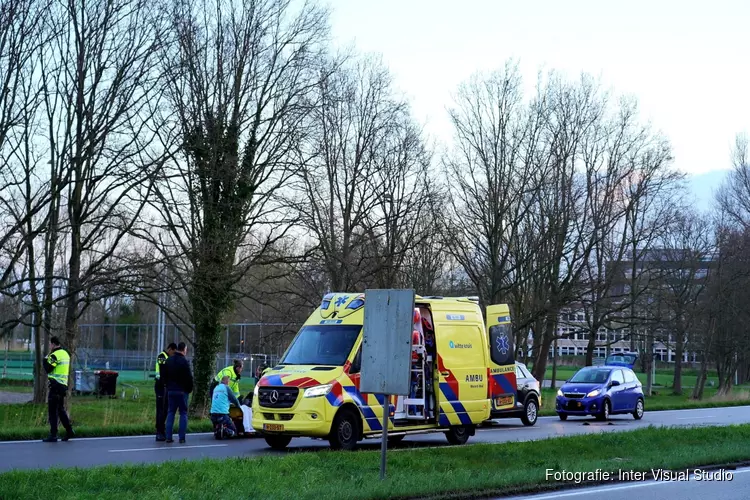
xmin=360 ymin=289 xmax=414 ymax=480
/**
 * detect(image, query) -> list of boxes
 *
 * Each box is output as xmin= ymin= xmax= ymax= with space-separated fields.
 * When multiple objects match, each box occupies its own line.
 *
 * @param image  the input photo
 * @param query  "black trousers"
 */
xmin=48 ymin=383 xmax=72 ymax=437
xmin=155 ymin=382 xmax=168 ymax=436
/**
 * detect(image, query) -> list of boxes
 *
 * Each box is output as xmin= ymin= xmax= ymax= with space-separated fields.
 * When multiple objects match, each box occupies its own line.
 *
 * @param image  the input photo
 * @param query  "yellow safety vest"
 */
xmin=214 ymin=366 xmax=240 ymax=398
xmin=155 ymin=351 xmax=168 ymax=380
xmin=47 ymin=349 xmax=70 ymax=386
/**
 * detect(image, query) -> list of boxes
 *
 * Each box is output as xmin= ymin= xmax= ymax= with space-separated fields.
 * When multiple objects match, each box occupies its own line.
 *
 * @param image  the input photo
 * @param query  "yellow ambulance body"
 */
xmin=251 ymin=293 xmax=516 ymax=450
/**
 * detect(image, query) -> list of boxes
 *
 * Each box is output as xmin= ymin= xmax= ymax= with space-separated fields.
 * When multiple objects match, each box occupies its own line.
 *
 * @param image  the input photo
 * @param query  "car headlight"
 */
xmin=303 ymin=384 xmax=333 ymax=398
xmin=253 ymin=384 xmax=259 ymax=397
xmin=586 ymin=389 xmax=601 ymax=398
xmin=557 ymin=389 xmax=563 ymax=397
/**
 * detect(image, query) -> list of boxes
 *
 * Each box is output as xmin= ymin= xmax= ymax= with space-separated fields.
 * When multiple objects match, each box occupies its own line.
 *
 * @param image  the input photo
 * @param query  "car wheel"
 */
xmin=633 ymin=398 xmax=644 ymax=420
xmin=264 ymin=435 xmax=292 ymax=450
xmin=596 ymin=400 xmax=610 ymax=421
xmin=329 ymin=408 xmax=360 ymax=451
xmin=521 ymin=398 xmax=538 ymax=426
xmin=445 ymin=425 xmax=471 ymax=445
xmin=558 ymin=413 xmax=567 ymax=421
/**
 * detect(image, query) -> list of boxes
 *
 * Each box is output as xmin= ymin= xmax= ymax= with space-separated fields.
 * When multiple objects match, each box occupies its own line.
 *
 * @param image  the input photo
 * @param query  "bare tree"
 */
xmin=442 ymin=61 xmax=547 ymax=313
xmin=0 ymin=0 xmax=51 ymax=300
xmin=291 ymin=54 xmax=432 ymax=297
xmin=716 ymin=133 xmax=750 ymax=230
xmin=578 ymin=98 xmax=681 ymax=366
xmin=37 ymin=0 xmax=169 ymax=409
xmin=139 ymin=0 xmax=331 ymax=414
xmin=654 ymin=211 xmax=713 ymax=394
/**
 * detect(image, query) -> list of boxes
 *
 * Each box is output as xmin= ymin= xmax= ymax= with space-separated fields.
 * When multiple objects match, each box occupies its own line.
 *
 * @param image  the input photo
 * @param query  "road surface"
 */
xmin=0 ymin=405 xmax=748 ymax=472
xmin=503 ymin=466 xmax=750 ymax=500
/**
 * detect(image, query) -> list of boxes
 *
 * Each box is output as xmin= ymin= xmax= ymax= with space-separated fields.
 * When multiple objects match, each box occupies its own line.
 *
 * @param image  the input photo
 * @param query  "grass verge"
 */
xmin=2 ymin=425 xmax=750 ymax=499
xmin=535 ymin=387 xmax=750 ymax=416
xmin=1 ymin=380 xmax=749 ymax=440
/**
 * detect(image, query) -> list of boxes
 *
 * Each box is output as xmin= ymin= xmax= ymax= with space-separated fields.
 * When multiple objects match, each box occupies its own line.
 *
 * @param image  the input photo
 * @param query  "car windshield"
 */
xmin=280 ymin=324 xmax=361 ymax=366
xmin=569 ymin=368 xmax=611 ymax=384
xmin=607 ymin=354 xmax=636 ymax=363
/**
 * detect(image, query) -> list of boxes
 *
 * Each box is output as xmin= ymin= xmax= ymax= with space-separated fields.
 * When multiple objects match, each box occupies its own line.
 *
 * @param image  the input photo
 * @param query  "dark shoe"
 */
xmin=62 ymin=430 xmax=75 ymax=441
xmin=42 ymin=436 xmax=58 ymax=443
xmin=179 ymin=439 xmax=186 ymax=444
xmin=165 ymin=438 xmax=174 ymax=443
xmin=155 ymin=435 xmax=166 ymax=442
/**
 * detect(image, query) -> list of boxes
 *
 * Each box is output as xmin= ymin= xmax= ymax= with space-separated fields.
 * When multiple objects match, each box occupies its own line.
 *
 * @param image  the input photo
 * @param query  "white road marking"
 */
xmin=677 ymin=416 xmax=716 ymax=420
xmin=0 ymin=432 xmax=214 ymax=445
xmin=514 ymin=468 xmax=750 ymax=499
xmin=108 ymin=444 xmax=228 ymax=453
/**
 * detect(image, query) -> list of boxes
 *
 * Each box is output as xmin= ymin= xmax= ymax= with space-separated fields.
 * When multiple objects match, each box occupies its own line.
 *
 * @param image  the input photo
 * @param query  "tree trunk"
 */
xmin=645 ymin=330 xmax=654 ymax=396
xmin=63 ymin=219 xmax=83 ymax=414
xmin=531 ymin=314 xmax=556 ymax=382
xmin=188 ymin=298 xmax=223 ymax=417
xmin=584 ymin=325 xmax=597 ymax=366
xmin=673 ymin=331 xmax=684 ymax=395
xmin=32 ymin=311 xmax=45 ymax=403
xmin=551 ymin=333 xmax=558 ymax=391
xmin=692 ymin=362 xmax=708 ymax=400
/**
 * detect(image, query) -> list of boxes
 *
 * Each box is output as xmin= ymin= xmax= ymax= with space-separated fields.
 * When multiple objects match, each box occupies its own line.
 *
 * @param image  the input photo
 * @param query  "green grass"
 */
xmin=542 ymin=365 xmax=729 ymax=389
xmin=537 ymin=386 xmax=750 ymax=416
xmin=0 ymin=380 xmax=215 ymax=440
xmin=1 ymin=425 xmax=750 ymax=499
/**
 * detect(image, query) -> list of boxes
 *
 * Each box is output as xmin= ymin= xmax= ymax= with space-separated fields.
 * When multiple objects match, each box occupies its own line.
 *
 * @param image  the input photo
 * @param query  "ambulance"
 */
xmin=251 ymin=293 xmax=517 ymax=450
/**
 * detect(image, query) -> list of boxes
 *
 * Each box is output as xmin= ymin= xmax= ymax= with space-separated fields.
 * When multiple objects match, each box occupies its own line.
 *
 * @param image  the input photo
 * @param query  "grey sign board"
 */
xmin=359 ymin=289 xmax=414 ymax=396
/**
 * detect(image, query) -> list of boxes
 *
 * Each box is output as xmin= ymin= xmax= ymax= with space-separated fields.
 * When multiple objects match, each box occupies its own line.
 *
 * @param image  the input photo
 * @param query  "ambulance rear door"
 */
xmin=486 ymin=305 xmax=517 ymax=411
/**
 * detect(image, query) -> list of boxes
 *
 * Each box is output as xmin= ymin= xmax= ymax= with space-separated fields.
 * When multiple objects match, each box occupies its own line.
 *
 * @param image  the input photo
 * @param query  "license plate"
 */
xmin=495 ymin=396 xmax=513 ymax=406
xmin=263 ymin=423 xmax=284 ymax=432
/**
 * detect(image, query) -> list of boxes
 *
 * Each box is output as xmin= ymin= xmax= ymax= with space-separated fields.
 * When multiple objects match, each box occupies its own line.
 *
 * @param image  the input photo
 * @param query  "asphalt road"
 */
xmin=1 ymin=405 xmax=748 ymax=472
xmin=503 ymin=466 xmax=750 ymax=500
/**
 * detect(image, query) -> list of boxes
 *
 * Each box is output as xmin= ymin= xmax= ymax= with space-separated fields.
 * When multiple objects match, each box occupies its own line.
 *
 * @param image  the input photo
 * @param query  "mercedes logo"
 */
xmin=269 ymin=390 xmax=279 ymax=404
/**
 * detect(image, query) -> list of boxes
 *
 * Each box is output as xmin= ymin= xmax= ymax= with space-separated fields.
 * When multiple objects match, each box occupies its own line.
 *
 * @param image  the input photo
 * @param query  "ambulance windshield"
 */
xmin=281 ymin=324 xmax=361 ymax=366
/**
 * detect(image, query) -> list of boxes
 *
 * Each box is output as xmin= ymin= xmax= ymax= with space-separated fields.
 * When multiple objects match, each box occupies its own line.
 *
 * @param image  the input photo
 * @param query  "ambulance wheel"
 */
xmin=264 ymin=435 xmax=292 ymax=450
xmin=329 ymin=408 xmax=360 ymax=451
xmin=445 ymin=425 xmax=470 ymax=445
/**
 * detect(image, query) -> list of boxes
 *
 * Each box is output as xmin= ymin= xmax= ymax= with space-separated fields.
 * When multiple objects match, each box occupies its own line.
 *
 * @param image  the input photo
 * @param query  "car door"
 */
xmin=622 ymin=369 xmax=637 ymax=410
xmin=609 ymin=369 xmax=626 ymax=411
xmin=515 ymin=364 xmax=527 ymax=410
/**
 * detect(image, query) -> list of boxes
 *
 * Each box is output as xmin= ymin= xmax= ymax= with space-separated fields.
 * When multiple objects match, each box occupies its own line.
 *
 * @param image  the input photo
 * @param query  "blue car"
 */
xmin=556 ymin=366 xmax=645 ymax=421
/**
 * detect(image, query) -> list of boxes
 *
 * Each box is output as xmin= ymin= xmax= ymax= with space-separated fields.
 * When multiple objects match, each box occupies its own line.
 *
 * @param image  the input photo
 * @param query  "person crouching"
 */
xmin=211 ymin=375 xmax=240 ymax=438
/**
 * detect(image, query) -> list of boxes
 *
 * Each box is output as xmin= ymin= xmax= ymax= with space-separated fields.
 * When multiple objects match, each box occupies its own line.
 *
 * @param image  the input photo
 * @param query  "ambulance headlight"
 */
xmin=304 ymin=384 xmax=333 ymax=398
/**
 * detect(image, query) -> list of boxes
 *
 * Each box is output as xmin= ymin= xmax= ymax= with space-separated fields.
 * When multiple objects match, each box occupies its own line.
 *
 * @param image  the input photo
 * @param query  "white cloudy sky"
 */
xmin=326 ymin=0 xmax=749 ymax=176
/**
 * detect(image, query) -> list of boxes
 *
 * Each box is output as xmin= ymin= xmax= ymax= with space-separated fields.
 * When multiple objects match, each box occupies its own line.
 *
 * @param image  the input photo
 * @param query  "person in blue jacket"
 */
xmin=210 ymin=375 xmax=240 ymax=438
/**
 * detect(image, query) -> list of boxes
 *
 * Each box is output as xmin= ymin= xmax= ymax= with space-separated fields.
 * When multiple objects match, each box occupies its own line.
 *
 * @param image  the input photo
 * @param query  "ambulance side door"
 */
xmin=486 ymin=305 xmax=517 ymax=411
xmin=434 ymin=314 xmax=487 ymax=424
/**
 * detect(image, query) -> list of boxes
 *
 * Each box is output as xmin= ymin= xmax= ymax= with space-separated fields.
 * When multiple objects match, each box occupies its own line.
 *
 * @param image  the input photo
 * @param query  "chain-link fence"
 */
xmin=1 ymin=322 xmax=302 ymax=382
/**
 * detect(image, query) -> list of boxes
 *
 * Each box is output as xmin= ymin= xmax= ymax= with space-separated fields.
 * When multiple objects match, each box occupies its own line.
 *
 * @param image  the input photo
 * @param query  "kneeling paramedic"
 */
xmin=43 ymin=336 xmax=75 ymax=442
xmin=211 ymin=375 xmax=240 ymax=438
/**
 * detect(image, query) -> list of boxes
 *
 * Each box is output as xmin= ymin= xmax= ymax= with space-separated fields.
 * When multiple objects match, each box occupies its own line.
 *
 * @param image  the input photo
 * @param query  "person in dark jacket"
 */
xmin=163 ymin=342 xmax=193 ymax=443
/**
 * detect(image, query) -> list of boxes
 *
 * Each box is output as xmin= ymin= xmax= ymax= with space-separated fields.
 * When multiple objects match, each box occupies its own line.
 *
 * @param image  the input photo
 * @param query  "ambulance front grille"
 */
xmin=262 ymin=413 xmax=295 ymax=421
xmin=258 ymin=386 xmax=299 ymax=408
